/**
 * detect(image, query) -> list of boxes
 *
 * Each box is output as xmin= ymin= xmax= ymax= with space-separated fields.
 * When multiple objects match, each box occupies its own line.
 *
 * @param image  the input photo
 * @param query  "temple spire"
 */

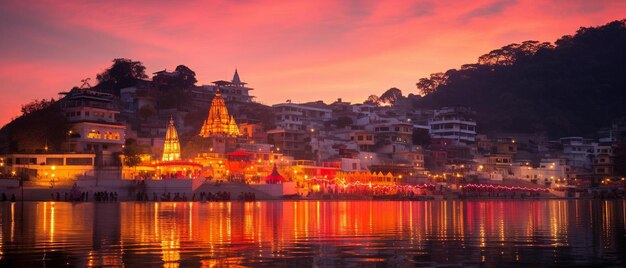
xmin=232 ymin=69 xmax=241 ymax=84
xmin=199 ymin=92 xmax=241 ymax=137
xmin=162 ymin=116 xmax=181 ymax=161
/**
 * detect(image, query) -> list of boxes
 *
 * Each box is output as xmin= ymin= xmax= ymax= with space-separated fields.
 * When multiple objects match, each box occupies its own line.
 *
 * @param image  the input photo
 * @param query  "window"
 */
xmin=46 ymin=158 xmax=64 ymax=166
xmin=16 ymin=158 xmax=36 ymax=165
xmin=66 ymin=158 xmax=93 ymax=166
xmin=87 ymin=130 xmax=101 ymax=139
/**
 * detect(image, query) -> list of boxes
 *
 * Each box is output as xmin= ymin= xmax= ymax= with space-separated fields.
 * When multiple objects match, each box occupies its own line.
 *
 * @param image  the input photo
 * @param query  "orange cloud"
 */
xmin=1 ymin=0 xmax=625 ymax=126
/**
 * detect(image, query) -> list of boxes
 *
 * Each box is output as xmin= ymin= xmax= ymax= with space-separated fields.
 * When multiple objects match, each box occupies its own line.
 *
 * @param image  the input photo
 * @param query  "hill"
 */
xmin=412 ymin=19 xmax=626 ymax=138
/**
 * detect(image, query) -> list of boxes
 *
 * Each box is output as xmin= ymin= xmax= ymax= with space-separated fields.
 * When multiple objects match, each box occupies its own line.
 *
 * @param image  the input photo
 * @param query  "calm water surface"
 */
xmin=0 ymin=200 xmax=625 ymax=267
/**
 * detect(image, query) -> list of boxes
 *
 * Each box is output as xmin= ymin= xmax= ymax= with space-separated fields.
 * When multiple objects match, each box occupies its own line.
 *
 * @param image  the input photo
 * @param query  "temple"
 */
xmin=162 ymin=116 xmax=181 ymax=161
xmin=199 ymin=90 xmax=241 ymax=137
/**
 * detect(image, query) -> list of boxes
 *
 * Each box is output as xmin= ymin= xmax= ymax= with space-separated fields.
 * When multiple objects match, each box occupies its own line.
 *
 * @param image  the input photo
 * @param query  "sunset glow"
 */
xmin=1 ymin=0 xmax=625 ymax=125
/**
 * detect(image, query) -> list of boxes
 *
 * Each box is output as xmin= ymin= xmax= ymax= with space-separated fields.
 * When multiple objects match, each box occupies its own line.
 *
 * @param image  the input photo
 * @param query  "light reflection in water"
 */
xmin=0 ymin=200 xmax=624 ymax=267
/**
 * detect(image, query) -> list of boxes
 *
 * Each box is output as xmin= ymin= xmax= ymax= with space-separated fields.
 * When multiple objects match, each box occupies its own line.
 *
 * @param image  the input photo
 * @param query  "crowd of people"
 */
xmin=49 ymin=191 xmax=98 ymax=202
xmin=131 ymin=191 xmax=249 ymax=202
xmin=93 ymin=191 xmax=119 ymax=202
xmin=196 ymin=191 xmax=231 ymax=201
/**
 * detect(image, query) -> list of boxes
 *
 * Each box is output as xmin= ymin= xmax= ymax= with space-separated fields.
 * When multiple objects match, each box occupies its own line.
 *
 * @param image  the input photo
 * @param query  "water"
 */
xmin=0 ymin=200 xmax=624 ymax=267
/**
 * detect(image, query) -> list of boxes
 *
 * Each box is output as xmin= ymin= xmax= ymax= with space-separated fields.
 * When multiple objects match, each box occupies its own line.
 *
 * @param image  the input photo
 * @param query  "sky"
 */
xmin=1 ymin=0 xmax=625 ymax=126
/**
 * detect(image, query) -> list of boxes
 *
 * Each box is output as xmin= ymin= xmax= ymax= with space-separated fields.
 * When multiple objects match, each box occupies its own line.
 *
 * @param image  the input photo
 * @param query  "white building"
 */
xmin=1 ymin=153 xmax=95 ymax=187
xmin=560 ymin=137 xmax=595 ymax=169
xmin=511 ymin=158 xmax=571 ymax=186
xmin=429 ymin=106 xmax=477 ymax=143
xmin=272 ymin=103 xmax=332 ymax=131
xmin=196 ymin=69 xmax=254 ymax=103
xmin=59 ymin=88 xmax=126 ymax=166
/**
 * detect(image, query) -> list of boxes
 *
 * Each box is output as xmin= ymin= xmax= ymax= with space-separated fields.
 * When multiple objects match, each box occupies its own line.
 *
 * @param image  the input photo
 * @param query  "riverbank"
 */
xmin=1 ymin=179 xmax=622 ymax=201
xmin=3 ymin=188 xmax=621 ymax=202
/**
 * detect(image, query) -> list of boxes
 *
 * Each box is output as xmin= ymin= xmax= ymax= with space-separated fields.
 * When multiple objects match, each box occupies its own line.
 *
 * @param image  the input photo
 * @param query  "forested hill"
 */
xmin=412 ymin=19 xmax=626 ymax=138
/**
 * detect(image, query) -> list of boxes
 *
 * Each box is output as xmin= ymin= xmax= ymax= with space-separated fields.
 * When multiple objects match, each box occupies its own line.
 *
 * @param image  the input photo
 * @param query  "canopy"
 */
xmin=265 ymin=165 xmax=284 ymax=184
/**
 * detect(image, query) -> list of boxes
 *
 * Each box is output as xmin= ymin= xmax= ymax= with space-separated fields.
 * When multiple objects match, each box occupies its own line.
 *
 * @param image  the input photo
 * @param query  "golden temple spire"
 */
xmin=199 ymin=90 xmax=241 ymax=137
xmin=162 ymin=116 xmax=181 ymax=161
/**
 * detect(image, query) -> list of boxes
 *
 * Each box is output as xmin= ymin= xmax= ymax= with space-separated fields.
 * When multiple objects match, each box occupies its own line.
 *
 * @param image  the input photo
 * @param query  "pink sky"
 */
xmin=1 ymin=0 xmax=625 ymax=126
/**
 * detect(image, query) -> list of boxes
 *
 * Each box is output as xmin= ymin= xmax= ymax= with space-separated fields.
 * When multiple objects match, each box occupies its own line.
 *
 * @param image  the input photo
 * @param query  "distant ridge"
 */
xmin=411 ymin=19 xmax=626 ymax=138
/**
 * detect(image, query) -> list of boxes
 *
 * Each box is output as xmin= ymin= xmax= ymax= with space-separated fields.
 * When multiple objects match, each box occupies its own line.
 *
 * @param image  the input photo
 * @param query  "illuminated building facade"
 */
xmin=162 ymin=117 xmax=181 ymax=161
xmin=199 ymin=91 xmax=241 ymax=138
xmin=59 ymin=88 xmax=126 ymax=166
xmin=0 ymin=153 xmax=95 ymax=187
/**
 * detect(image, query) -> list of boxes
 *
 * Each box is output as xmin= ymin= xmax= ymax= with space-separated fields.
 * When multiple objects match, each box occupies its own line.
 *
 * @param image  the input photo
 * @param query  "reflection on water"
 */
xmin=0 ymin=200 xmax=624 ymax=267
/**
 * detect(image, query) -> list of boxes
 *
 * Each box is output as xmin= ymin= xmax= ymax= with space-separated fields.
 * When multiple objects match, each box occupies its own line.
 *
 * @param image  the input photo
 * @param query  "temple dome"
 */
xmin=199 ymin=91 xmax=241 ymax=137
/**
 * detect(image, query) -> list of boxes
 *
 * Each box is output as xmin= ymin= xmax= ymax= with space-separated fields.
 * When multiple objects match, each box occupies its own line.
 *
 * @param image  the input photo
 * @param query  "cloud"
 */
xmin=460 ymin=0 xmax=518 ymax=23
xmin=0 ymin=0 xmax=625 ymax=126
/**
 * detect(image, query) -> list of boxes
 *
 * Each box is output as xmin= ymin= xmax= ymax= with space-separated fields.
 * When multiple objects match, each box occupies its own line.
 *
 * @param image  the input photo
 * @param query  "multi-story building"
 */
xmin=239 ymin=123 xmax=267 ymax=144
xmin=267 ymin=129 xmax=306 ymax=159
xmin=350 ymin=130 xmax=375 ymax=152
xmin=59 ymin=88 xmax=126 ymax=166
xmin=392 ymin=150 xmax=426 ymax=170
xmin=476 ymin=154 xmax=512 ymax=174
xmin=272 ymin=103 xmax=332 ymax=131
xmin=592 ymin=142 xmax=614 ymax=176
xmin=494 ymin=137 xmax=517 ymax=155
xmin=429 ymin=106 xmax=477 ymax=143
xmin=372 ymin=122 xmax=413 ymax=153
xmin=0 ymin=153 xmax=95 ymax=187
xmin=560 ymin=137 xmax=595 ymax=169
xmin=198 ymin=69 xmax=254 ymax=103
xmin=119 ymin=82 xmax=156 ymax=116
xmin=512 ymin=158 xmax=571 ymax=186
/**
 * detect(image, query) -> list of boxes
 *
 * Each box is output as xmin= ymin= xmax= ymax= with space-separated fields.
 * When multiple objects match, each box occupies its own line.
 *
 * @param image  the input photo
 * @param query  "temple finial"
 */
xmin=232 ymin=68 xmax=241 ymax=84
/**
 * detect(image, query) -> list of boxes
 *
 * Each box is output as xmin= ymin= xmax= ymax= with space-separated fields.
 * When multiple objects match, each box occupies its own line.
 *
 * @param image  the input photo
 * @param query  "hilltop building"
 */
xmin=196 ymin=69 xmax=254 ymax=103
xmin=59 ymin=88 xmax=126 ymax=166
xmin=272 ymin=102 xmax=332 ymax=131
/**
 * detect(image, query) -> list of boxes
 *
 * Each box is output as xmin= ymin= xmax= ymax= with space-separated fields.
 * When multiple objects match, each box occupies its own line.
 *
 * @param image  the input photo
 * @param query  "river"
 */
xmin=0 ymin=200 xmax=624 ymax=267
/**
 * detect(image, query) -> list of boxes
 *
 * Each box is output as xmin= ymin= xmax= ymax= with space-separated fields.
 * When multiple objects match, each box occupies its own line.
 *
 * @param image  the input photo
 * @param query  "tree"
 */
xmin=380 ymin=88 xmax=403 ymax=105
xmin=1 ymin=103 xmax=68 ymax=153
xmin=477 ymin=41 xmax=554 ymax=66
xmin=364 ymin=95 xmax=381 ymax=106
xmin=96 ymin=58 xmax=148 ymax=95
xmin=123 ymin=139 xmax=142 ymax=167
xmin=21 ymin=98 xmax=55 ymax=115
xmin=416 ymin=72 xmax=447 ymax=96
xmin=414 ymin=19 xmax=626 ymax=137
xmin=174 ymin=65 xmax=197 ymax=88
